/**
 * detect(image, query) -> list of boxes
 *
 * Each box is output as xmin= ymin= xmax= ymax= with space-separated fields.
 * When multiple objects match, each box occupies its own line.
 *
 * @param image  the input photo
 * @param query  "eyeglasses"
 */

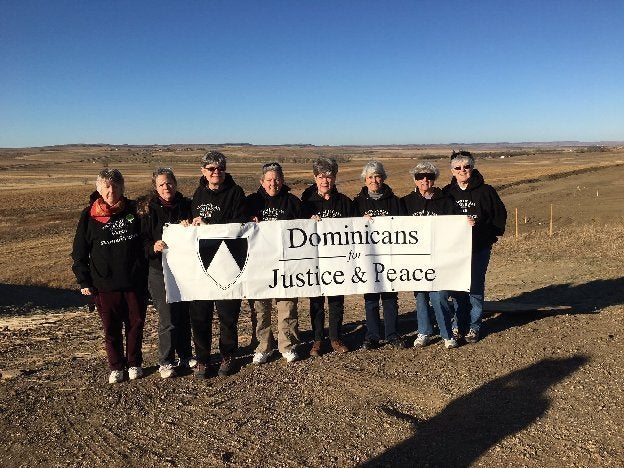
xmin=204 ymin=165 xmax=226 ymax=173
xmin=414 ymin=173 xmax=436 ymax=181
xmin=453 ymin=165 xmax=472 ymax=171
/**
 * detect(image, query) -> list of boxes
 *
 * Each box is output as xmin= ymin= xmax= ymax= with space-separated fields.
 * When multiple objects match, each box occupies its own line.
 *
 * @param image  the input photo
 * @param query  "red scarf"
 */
xmin=90 ymin=197 xmax=125 ymax=224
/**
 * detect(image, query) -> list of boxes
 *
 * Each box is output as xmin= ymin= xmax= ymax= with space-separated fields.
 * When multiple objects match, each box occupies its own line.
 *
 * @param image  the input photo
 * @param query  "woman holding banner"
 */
xmin=139 ymin=167 xmax=195 ymax=379
xmin=402 ymin=161 xmax=458 ymax=349
xmin=443 ymin=151 xmax=507 ymax=343
xmin=301 ymin=157 xmax=355 ymax=356
xmin=71 ymin=169 xmax=147 ymax=384
xmin=190 ymin=151 xmax=247 ymax=378
xmin=354 ymin=160 xmax=406 ymax=350
xmin=246 ymin=162 xmax=302 ymax=364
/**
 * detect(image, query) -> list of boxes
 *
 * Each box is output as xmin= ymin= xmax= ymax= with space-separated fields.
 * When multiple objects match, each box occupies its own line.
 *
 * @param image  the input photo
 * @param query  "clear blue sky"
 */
xmin=1 ymin=0 xmax=622 ymax=147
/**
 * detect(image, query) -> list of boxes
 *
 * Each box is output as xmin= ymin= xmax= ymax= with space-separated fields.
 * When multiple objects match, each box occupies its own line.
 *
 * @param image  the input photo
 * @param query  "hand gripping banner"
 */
xmin=162 ymin=216 xmax=471 ymax=302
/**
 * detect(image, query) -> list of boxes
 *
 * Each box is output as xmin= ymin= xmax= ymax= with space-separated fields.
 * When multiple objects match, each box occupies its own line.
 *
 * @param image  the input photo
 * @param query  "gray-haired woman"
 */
xmin=71 ymin=169 xmax=148 ymax=384
xmin=443 ymin=150 xmax=507 ymax=343
xmin=353 ymin=160 xmax=405 ymax=350
xmin=401 ymin=161 xmax=458 ymax=349
xmin=139 ymin=167 xmax=195 ymax=379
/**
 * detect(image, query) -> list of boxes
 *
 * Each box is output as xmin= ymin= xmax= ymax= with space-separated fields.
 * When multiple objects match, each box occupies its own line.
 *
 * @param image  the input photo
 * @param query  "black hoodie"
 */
xmin=71 ymin=192 xmax=147 ymax=292
xmin=300 ymin=184 xmax=355 ymax=219
xmin=401 ymin=186 xmax=458 ymax=217
xmin=141 ymin=192 xmax=192 ymax=270
xmin=353 ymin=184 xmax=404 ymax=217
xmin=191 ymin=173 xmax=246 ymax=224
xmin=246 ymin=185 xmax=301 ymax=221
xmin=443 ymin=169 xmax=507 ymax=251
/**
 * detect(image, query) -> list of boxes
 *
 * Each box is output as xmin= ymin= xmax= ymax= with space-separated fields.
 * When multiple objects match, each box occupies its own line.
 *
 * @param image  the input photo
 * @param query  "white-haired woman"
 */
xmin=246 ymin=162 xmax=302 ymax=364
xmin=402 ymin=161 xmax=458 ymax=349
xmin=72 ymin=169 xmax=148 ymax=384
xmin=443 ymin=151 xmax=507 ymax=343
xmin=301 ymin=157 xmax=355 ymax=356
xmin=354 ymin=160 xmax=406 ymax=350
xmin=139 ymin=167 xmax=195 ymax=379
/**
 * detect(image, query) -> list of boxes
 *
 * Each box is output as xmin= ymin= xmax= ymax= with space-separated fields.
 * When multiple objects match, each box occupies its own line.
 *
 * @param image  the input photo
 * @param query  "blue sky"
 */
xmin=1 ymin=0 xmax=622 ymax=147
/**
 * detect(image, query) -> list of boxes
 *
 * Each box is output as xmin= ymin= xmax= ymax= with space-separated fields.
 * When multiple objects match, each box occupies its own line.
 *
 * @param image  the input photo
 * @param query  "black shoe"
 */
xmin=388 ymin=338 xmax=407 ymax=349
xmin=217 ymin=356 xmax=235 ymax=377
xmin=362 ymin=339 xmax=380 ymax=350
xmin=194 ymin=363 xmax=208 ymax=380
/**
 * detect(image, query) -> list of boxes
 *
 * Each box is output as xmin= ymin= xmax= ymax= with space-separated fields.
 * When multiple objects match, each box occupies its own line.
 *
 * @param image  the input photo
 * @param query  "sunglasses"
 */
xmin=453 ymin=164 xmax=472 ymax=171
xmin=414 ymin=173 xmax=436 ymax=181
xmin=204 ymin=165 xmax=226 ymax=173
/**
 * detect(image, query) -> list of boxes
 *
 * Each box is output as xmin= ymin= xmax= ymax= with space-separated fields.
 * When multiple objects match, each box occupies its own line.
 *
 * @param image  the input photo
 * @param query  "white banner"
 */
xmin=162 ymin=216 xmax=471 ymax=302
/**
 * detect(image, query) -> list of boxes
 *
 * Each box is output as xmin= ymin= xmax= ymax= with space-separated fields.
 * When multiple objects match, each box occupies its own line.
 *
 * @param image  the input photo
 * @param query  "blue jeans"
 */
xmin=452 ymin=248 xmax=491 ymax=333
xmin=415 ymin=291 xmax=453 ymax=340
xmin=364 ymin=292 xmax=399 ymax=341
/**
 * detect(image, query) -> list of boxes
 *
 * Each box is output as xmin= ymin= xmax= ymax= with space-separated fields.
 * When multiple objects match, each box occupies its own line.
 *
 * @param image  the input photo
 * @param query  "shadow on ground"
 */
xmin=363 ymin=355 xmax=588 ymax=467
xmin=0 ymin=283 xmax=86 ymax=315
xmin=485 ymin=277 xmax=624 ymax=336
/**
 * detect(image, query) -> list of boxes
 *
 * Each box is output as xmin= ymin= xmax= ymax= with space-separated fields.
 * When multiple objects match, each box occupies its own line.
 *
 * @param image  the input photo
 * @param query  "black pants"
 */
xmin=309 ymin=295 xmax=344 ymax=341
xmin=148 ymin=267 xmax=192 ymax=366
xmin=189 ymin=299 xmax=241 ymax=364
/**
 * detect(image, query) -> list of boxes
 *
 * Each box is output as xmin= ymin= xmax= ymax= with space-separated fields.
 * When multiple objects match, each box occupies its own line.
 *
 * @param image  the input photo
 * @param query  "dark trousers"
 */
xmin=148 ymin=268 xmax=192 ymax=366
xmin=364 ymin=292 xmax=399 ymax=341
xmin=309 ymin=295 xmax=344 ymax=341
xmin=189 ymin=299 xmax=241 ymax=364
xmin=96 ymin=290 xmax=147 ymax=371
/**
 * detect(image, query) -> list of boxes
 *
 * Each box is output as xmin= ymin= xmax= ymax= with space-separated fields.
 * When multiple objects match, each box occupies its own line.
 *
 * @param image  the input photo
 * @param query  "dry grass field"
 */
xmin=1 ymin=144 xmax=623 ymax=466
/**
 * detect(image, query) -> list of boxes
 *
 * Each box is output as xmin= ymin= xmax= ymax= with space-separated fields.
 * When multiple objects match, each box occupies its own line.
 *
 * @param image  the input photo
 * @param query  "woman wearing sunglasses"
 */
xmin=402 ymin=161 xmax=459 ymax=350
xmin=443 ymin=150 xmax=507 ymax=344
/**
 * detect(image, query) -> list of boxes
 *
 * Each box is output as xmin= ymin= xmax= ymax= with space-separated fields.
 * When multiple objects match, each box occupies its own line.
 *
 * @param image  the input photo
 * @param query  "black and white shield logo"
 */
xmin=197 ymin=238 xmax=249 ymax=289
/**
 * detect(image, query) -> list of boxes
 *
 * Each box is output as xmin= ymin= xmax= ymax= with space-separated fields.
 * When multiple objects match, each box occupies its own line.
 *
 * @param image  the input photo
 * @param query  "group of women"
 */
xmin=71 ymin=150 xmax=506 ymax=384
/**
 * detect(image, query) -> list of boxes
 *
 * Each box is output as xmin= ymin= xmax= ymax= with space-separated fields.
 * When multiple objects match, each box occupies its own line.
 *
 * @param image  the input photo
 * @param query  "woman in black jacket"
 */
xmin=301 ymin=157 xmax=355 ymax=356
xmin=190 ymin=151 xmax=247 ymax=379
xmin=443 ymin=151 xmax=507 ymax=343
xmin=71 ymin=169 xmax=147 ymax=384
xmin=246 ymin=162 xmax=302 ymax=365
xmin=139 ymin=167 xmax=195 ymax=379
xmin=402 ymin=161 xmax=458 ymax=350
xmin=354 ymin=160 xmax=405 ymax=350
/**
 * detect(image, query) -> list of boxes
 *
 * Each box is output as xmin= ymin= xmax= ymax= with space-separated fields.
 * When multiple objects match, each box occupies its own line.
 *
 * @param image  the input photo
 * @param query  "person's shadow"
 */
xmin=362 ymin=355 xmax=588 ymax=467
xmin=0 ymin=283 xmax=86 ymax=315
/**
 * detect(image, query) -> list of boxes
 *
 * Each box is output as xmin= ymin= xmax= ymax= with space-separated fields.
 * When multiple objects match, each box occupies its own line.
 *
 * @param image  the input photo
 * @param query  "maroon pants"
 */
xmin=96 ymin=291 xmax=147 ymax=370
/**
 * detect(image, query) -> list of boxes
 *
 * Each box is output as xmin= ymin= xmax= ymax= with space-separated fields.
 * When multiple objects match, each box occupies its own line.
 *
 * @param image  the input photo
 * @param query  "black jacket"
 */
xmin=71 ymin=194 xmax=147 ymax=292
xmin=353 ymin=184 xmax=404 ymax=217
xmin=191 ymin=173 xmax=246 ymax=224
xmin=141 ymin=192 xmax=192 ymax=270
xmin=443 ymin=169 xmax=507 ymax=251
xmin=246 ymin=185 xmax=301 ymax=221
xmin=401 ymin=187 xmax=458 ymax=217
xmin=300 ymin=184 xmax=355 ymax=219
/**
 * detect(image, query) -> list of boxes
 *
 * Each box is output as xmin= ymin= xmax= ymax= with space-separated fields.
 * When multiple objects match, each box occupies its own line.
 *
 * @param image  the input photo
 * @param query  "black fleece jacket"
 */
xmin=71 ymin=194 xmax=147 ymax=292
xmin=246 ymin=185 xmax=301 ymax=221
xmin=443 ymin=169 xmax=507 ymax=251
xmin=300 ymin=184 xmax=355 ymax=219
xmin=141 ymin=192 xmax=192 ymax=270
xmin=191 ymin=173 xmax=246 ymax=224
xmin=401 ymin=187 xmax=458 ymax=217
xmin=353 ymin=184 xmax=404 ymax=217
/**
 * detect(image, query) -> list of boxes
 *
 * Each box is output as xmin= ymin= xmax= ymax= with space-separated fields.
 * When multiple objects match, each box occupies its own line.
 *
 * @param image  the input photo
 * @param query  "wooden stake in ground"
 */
xmin=549 ymin=203 xmax=553 ymax=237
xmin=515 ymin=207 xmax=518 ymax=239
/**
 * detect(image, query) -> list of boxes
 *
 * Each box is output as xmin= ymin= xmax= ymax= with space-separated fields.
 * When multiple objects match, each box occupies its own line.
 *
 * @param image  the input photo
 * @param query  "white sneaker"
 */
xmin=178 ymin=357 xmax=198 ymax=369
xmin=413 ymin=334 xmax=432 ymax=347
xmin=444 ymin=338 xmax=459 ymax=349
xmin=282 ymin=349 xmax=299 ymax=363
xmin=128 ymin=366 xmax=143 ymax=380
xmin=108 ymin=370 xmax=124 ymax=384
xmin=252 ymin=351 xmax=273 ymax=365
xmin=159 ymin=363 xmax=177 ymax=379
